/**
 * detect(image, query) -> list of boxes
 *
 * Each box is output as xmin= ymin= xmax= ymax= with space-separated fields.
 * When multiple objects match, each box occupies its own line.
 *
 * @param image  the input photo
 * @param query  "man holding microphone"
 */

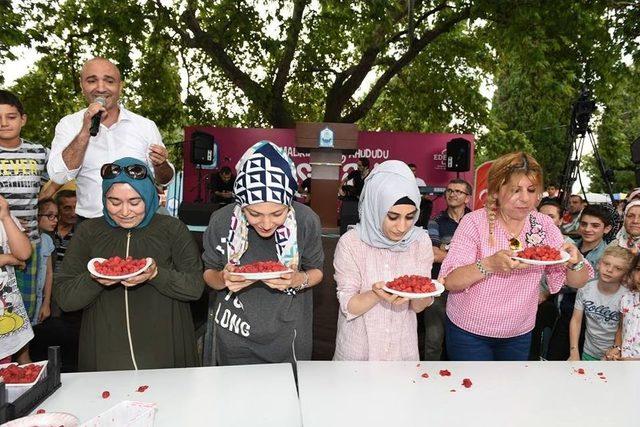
xmin=48 ymin=57 xmax=174 ymax=220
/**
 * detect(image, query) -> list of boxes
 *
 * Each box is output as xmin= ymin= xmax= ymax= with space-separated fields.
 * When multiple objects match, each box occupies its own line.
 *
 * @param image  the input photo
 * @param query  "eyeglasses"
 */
xmin=37 ymin=214 xmax=58 ymax=221
xmin=100 ymin=163 xmax=148 ymax=180
xmin=445 ymin=189 xmax=469 ymax=196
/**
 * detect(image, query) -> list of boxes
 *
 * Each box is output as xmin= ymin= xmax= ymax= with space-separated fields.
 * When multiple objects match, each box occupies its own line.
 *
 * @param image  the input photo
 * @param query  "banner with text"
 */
xmin=182 ymin=127 xmax=475 ymax=216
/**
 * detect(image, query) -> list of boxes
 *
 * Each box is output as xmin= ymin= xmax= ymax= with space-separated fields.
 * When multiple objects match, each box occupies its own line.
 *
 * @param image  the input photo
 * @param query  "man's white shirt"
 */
xmin=48 ymin=104 xmax=174 ymax=218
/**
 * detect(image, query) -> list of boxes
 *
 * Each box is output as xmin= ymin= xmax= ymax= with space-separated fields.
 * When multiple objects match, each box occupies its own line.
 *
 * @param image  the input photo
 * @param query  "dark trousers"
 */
xmin=446 ymin=316 xmax=532 ymax=361
xmin=546 ymin=307 xmax=586 ymax=360
xmin=423 ymin=292 xmax=448 ymax=360
xmin=30 ymin=317 xmax=80 ymax=372
xmin=529 ymin=298 xmax=558 ymax=360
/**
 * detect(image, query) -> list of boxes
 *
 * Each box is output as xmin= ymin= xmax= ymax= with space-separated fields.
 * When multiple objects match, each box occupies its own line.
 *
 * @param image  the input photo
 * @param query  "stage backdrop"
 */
xmin=182 ymin=127 xmax=475 ymax=216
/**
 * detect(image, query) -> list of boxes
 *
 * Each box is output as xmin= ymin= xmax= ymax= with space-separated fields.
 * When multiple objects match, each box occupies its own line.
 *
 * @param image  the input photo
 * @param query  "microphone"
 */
xmin=89 ymin=97 xmax=106 ymax=137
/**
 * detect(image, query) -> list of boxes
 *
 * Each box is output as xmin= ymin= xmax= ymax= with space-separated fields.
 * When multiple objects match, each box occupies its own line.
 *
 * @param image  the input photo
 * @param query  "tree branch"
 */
xmin=324 ymin=1 xmax=432 ymax=121
xmin=156 ymin=0 xmax=295 ymax=126
xmin=272 ymin=0 xmax=307 ymax=95
xmin=181 ymin=4 xmax=261 ymax=93
xmin=383 ymin=1 xmax=450 ymax=47
xmin=342 ymin=6 xmax=472 ymax=123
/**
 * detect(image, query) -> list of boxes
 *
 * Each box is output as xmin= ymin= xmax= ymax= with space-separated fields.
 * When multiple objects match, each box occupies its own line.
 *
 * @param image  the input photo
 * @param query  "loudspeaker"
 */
xmin=631 ymin=136 xmax=640 ymax=164
xmin=178 ymin=202 xmax=220 ymax=226
xmin=191 ymin=131 xmax=215 ymax=165
xmin=446 ymin=138 xmax=471 ymax=172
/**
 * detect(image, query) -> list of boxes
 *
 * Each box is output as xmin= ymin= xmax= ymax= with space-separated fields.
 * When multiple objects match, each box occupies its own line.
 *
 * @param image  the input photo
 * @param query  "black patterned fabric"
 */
xmin=233 ymin=142 xmax=297 ymax=207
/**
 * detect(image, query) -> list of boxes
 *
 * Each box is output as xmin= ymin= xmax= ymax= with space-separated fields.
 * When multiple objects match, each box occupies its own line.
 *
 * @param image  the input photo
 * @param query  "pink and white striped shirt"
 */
xmin=440 ymin=209 xmax=593 ymax=338
xmin=333 ymin=229 xmax=434 ymax=361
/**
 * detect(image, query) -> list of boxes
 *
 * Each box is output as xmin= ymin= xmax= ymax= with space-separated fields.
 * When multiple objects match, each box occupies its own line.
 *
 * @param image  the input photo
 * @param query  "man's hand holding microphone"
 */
xmin=83 ymin=96 xmax=106 ymax=137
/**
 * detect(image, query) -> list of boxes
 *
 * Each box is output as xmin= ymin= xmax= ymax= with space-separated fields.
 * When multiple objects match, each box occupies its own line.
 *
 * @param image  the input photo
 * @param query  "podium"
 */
xmin=296 ymin=122 xmax=358 ymax=231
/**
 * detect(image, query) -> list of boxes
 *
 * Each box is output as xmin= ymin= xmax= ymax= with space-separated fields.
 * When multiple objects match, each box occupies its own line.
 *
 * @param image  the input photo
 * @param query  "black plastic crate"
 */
xmin=0 ymin=346 xmax=62 ymax=423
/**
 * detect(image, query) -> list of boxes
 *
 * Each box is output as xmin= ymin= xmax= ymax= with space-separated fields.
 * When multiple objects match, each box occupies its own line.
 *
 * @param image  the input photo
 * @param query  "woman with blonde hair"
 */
xmin=440 ymin=152 xmax=592 ymax=361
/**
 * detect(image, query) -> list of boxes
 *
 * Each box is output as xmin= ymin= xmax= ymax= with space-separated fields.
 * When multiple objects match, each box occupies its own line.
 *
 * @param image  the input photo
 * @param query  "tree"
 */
xmin=4 ymin=0 xmax=638 ymax=182
xmin=0 ymin=0 xmax=28 ymax=83
xmin=476 ymin=0 xmax=630 ymax=185
xmin=153 ymin=0 xmax=479 ymax=127
xmin=583 ymin=65 xmax=640 ymax=194
xmin=358 ymin=25 xmax=492 ymax=134
xmin=8 ymin=0 xmax=483 ymax=146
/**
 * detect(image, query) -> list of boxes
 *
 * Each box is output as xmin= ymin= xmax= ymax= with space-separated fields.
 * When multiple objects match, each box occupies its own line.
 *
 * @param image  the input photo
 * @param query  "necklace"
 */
xmin=499 ymin=210 xmax=524 ymax=251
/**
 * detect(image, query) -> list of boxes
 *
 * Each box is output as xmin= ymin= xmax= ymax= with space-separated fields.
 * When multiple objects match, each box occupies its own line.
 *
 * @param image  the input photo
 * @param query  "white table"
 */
xmin=34 ymin=363 xmax=301 ymax=426
xmin=297 ymin=360 xmax=640 ymax=427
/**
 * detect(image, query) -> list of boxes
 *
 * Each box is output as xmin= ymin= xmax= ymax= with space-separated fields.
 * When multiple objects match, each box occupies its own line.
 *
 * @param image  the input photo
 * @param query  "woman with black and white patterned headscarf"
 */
xmin=202 ymin=141 xmax=324 ymax=365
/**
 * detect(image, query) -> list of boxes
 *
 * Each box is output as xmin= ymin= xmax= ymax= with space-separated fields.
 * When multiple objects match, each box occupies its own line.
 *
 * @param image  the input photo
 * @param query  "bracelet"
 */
xmin=567 ymin=260 xmax=585 ymax=272
xmin=475 ymin=260 xmax=491 ymax=277
xmin=297 ymin=271 xmax=310 ymax=291
xmin=283 ymin=271 xmax=309 ymax=296
xmin=611 ymin=345 xmax=621 ymax=351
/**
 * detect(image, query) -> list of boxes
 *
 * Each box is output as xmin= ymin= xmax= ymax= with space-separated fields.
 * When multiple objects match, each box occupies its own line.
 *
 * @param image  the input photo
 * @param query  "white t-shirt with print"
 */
xmin=0 ymin=215 xmax=34 ymax=359
xmin=575 ymin=279 xmax=629 ymax=359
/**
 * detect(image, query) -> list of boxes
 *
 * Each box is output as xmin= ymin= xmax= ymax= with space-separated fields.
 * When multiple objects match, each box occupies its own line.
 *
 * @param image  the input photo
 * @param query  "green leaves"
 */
xmin=0 ymin=0 xmax=29 ymax=73
xmin=2 ymin=0 xmax=637 ymax=185
xmin=584 ymin=65 xmax=640 ymax=193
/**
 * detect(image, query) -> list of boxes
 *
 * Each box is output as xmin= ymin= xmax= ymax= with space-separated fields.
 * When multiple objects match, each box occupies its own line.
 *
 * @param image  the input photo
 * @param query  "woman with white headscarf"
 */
xmin=202 ymin=141 xmax=324 ymax=365
xmin=613 ymin=200 xmax=640 ymax=254
xmin=333 ymin=160 xmax=434 ymax=361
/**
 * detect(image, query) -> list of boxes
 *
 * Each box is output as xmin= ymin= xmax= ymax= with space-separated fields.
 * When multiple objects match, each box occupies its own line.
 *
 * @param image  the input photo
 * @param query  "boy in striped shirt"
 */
xmin=0 ymin=90 xmax=57 ymax=335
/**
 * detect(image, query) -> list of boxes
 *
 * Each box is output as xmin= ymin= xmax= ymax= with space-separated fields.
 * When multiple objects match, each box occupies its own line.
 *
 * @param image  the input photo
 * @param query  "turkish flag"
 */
xmin=472 ymin=161 xmax=494 ymax=210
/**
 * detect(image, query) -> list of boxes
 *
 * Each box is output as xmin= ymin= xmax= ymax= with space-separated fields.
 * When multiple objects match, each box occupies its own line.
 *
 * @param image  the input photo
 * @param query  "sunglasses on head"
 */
xmin=100 ymin=163 xmax=148 ymax=180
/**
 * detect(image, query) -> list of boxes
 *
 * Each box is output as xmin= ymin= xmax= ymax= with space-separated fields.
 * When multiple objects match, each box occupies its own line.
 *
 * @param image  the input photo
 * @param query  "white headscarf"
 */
xmin=616 ymin=200 xmax=640 ymax=250
xmin=355 ymin=160 xmax=422 ymax=252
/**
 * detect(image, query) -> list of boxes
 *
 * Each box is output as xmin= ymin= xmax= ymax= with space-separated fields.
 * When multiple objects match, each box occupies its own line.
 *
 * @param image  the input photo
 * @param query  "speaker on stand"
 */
xmin=446 ymin=137 xmax=471 ymax=177
xmin=191 ymin=131 xmax=216 ymax=203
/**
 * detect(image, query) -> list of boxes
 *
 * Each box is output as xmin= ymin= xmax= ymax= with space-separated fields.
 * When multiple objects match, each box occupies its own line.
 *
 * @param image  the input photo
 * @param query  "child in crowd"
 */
xmin=604 ymin=254 xmax=640 ymax=361
xmin=0 ymin=195 xmax=34 ymax=364
xmin=547 ymin=204 xmax=613 ymax=360
xmin=569 ymin=245 xmax=632 ymax=361
xmin=32 ymin=199 xmax=57 ymax=324
xmin=333 ymin=160 xmax=434 ymax=361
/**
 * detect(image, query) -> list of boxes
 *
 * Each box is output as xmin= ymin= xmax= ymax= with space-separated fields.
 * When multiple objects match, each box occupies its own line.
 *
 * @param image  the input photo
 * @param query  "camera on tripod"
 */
xmin=560 ymin=88 xmax=615 ymax=207
xmin=571 ymin=90 xmax=596 ymax=137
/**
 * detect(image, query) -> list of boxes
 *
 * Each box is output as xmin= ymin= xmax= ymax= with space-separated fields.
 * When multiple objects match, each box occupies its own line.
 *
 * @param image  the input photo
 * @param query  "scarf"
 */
xmin=102 ymin=157 xmax=158 ymax=229
xmin=355 ymin=160 xmax=422 ymax=252
xmin=616 ymin=200 xmax=640 ymax=250
xmin=227 ymin=141 xmax=299 ymax=267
